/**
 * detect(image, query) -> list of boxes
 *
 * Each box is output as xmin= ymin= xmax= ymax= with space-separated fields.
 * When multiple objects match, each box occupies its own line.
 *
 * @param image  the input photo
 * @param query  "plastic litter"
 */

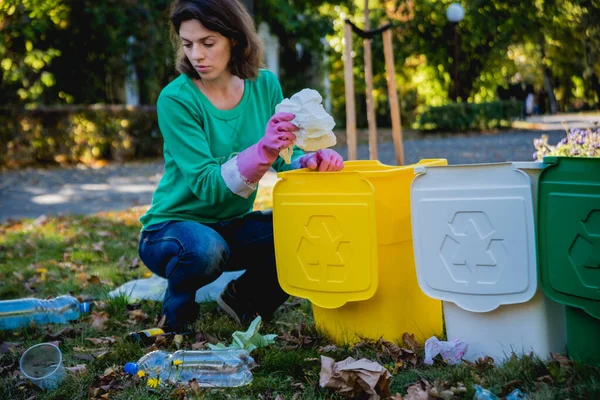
xmin=473 ymin=385 xmax=528 ymax=399
xmin=108 ymin=271 xmax=244 ymax=303
xmin=424 ymin=336 xmax=468 ymax=365
xmin=274 ymin=88 xmax=336 ymax=163
xmin=0 ymin=295 xmax=91 ymax=330
xmin=124 ymin=348 xmax=255 ymax=387
xmin=20 ymin=342 xmax=66 ymax=390
xmin=207 ymin=316 xmax=276 ymax=352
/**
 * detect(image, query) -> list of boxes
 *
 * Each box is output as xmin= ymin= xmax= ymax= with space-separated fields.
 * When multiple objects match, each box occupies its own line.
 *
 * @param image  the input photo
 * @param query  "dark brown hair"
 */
xmin=169 ymin=0 xmax=263 ymax=80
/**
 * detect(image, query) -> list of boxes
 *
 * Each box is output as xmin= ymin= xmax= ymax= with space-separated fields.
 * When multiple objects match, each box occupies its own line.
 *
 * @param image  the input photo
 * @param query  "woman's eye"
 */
xmin=183 ymin=43 xmax=192 ymax=48
xmin=204 ymin=43 xmax=214 ymax=48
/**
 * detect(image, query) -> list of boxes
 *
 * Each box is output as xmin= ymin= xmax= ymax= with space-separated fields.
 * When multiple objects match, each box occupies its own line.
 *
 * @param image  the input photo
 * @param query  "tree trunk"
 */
xmin=540 ymin=44 xmax=558 ymax=114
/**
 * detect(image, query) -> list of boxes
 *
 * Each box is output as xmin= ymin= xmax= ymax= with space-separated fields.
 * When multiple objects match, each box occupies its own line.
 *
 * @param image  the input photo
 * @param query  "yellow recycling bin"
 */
xmin=273 ymin=159 xmax=446 ymax=344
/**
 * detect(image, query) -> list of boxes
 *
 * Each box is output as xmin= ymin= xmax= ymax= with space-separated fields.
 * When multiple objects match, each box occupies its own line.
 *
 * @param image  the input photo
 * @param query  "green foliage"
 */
xmin=0 ymin=0 xmax=175 ymax=106
xmin=534 ymin=127 xmax=600 ymax=160
xmin=0 ymin=0 xmax=69 ymax=103
xmin=412 ymin=100 xmax=523 ymax=132
xmin=0 ymin=106 xmax=161 ymax=167
xmin=254 ymin=0 xmax=353 ymax=98
xmin=2 ymin=0 xmax=599 ymax=131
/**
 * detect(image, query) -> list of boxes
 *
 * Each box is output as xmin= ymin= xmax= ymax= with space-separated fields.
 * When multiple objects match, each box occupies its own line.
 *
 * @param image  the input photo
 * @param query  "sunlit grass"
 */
xmin=0 ymin=187 xmax=599 ymax=399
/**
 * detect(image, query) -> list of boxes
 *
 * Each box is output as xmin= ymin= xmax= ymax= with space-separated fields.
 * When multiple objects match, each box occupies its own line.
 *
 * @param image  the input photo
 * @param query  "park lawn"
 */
xmin=0 ymin=187 xmax=599 ymax=400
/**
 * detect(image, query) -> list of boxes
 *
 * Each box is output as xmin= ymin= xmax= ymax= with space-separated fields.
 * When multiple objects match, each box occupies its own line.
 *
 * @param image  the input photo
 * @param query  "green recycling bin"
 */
xmin=537 ymin=156 xmax=600 ymax=364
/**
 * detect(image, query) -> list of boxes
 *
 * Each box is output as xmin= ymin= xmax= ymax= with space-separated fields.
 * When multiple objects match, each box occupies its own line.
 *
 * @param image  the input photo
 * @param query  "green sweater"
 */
xmin=140 ymin=69 xmax=304 ymax=228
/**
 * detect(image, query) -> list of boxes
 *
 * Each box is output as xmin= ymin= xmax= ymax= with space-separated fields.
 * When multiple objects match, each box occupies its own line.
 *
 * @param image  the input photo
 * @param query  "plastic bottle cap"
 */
xmin=123 ymin=362 xmax=139 ymax=375
xmin=80 ymin=302 xmax=92 ymax=313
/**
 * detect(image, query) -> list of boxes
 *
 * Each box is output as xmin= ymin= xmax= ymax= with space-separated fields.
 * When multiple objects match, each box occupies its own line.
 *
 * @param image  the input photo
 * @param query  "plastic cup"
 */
xmin=20 ymin=342 xmax=66 ymax=390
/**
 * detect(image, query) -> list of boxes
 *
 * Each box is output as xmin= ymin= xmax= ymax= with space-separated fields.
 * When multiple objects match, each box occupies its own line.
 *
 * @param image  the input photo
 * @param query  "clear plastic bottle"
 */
xmin=124 ymin=349 xmax=256 ymax=387
xmin=0 ymin=295 xmax=91 ymax=330
xmin=473 ymin=385 xmax=528 ymax=400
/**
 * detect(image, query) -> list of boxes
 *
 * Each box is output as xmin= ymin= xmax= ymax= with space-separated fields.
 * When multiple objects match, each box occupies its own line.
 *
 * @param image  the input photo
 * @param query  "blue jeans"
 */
xmin=137 ymin=210 xmax=289 ymax=328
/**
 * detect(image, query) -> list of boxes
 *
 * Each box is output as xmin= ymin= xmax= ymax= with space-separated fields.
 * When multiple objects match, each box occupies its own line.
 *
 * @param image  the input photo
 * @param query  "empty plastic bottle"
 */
xmin=473 ymin=385 xmax=528 ymax=400
xmin=0 ymin=295 xmax=91 ymax=330
xmin=124 ymin=349 xmax=256 ymax=387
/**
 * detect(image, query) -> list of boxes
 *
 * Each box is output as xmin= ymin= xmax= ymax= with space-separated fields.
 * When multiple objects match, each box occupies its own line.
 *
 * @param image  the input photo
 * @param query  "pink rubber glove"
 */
xmin=237 ymin=112 xmax=298 ymax=183
xmin=297 ymin=149 xmax=344 ymax=172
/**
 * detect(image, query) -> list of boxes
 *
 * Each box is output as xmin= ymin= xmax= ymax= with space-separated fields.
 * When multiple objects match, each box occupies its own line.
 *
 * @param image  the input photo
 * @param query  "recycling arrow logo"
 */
xmin=568 ymin=210 xmax=600 ymax=289
xmin=297 ymin=216 xmax=352 ymax=283
xmin=439 ymin=212 xmax=508 ymax=285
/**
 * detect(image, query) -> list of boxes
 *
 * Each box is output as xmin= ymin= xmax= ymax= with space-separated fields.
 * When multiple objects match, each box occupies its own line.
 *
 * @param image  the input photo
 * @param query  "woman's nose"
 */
xmin=192 ymin=44 xmax=204 ymax=60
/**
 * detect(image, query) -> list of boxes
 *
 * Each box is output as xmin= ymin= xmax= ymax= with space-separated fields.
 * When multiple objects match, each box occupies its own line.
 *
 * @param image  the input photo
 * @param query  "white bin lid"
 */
xmin=411 ymin=162 xmax=538 ymax=312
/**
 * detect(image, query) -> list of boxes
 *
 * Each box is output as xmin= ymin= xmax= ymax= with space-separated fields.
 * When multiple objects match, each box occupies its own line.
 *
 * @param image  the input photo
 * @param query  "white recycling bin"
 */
xmin=410 ymin=162 xmax=566 ymax=363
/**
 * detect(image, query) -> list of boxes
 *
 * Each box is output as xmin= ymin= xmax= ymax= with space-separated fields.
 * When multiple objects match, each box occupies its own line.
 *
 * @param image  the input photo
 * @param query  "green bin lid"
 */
xmin=538 ymin=156 xmax=600 ymax=319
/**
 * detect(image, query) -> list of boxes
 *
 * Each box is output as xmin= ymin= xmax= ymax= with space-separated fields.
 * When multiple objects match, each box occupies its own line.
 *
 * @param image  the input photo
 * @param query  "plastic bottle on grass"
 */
xmin=0 ymin=295 xmax=91 ymax=330
xmin=473 ymin=385 xmax=528 ymax=400
xmin=124 ymin=349 xmax=256 ymax=387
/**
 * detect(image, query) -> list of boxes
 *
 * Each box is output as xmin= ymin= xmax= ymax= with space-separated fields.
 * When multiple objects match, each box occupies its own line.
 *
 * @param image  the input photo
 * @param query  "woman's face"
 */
xmin=179 ymin=19 xmax=232 ymax=81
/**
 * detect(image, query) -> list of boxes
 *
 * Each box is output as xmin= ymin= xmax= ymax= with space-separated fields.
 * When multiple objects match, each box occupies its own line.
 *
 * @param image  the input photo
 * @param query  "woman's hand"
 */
xmin=259 ymin=112 xmax=299 ymax=163
xmin=298 ymin=149 xmax=344 ymax=172
xmin=235 ymin=112 xmax=298 ymax=186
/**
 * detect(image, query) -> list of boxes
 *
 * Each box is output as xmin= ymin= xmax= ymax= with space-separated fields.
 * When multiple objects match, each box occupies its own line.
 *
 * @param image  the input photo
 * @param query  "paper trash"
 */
xmin=275 ymin=88 xmax=336 ymax=164
xmin=319 ymin=356 xmax=392 ymax=400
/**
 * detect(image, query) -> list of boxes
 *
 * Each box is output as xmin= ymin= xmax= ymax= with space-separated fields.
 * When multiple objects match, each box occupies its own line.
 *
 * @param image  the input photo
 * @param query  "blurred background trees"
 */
xmin=2 ymin=0 xmax=598 ymax=113
xmin=0 ymin=0 xmax=598 ymax=165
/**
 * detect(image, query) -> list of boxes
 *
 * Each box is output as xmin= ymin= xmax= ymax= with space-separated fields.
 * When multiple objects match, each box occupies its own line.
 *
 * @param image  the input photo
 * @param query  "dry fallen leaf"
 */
xmin=403 ymin=379 xmax=432 ymax=400
xmin=90 ymin=311 xmax=110 ymax=331
xmin=127 ymin=309 xmax=149 ymax=322
xmin=88 ymin=275 xmax=102 ymax=285
xmin=155 ymin=335 xmax=167 ymax=347
xmin=551 ymin=353 xmax=573 ymax=367
xmin=0 ymin=342 xmax=20 ymax=354
xmin=402 ymin=333 xmax=419 ymax=350
xmin=92 ymin=241 xmax=105 ymax=253
xmin=318 ymin=344 xmax=340 ymax=354
xmin=174 ymin=334 xmax=183 ymax=350
xmin=380 ymin=339 xmax=417 ymax=369
xmin=66 ymin=364 xmax=88 ymax=375
xmin=44 ymin=326 xmax=78 ymax=341
xmin=129 ymin=257 xmax=140 ymax=269
xmin=86 ymin=337 xmax=117 ymax=346
xmin=191 ymin=341 xmax=206 ymax=350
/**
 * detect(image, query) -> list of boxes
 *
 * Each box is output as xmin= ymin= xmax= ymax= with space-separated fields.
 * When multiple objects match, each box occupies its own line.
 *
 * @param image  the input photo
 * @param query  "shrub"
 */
xmin=413 ymin=100 xmax=523 ymax=132
xmin=533 ymin=126 xmax=600 ymax=161
xmin=0 ymin=105 xmax=162 ymax=168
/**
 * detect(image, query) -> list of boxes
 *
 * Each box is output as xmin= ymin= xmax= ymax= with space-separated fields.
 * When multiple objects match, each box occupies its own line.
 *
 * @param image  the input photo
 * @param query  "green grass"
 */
xmin=1 ymin=197 xmax=600 ymax=399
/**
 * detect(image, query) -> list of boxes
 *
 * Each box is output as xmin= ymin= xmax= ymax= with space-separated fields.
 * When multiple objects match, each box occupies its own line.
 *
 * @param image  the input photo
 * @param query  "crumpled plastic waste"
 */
xmin=473 ymin=385 xmax=529 ymax=400
xmin=275 ymin=88 xmax=336 ymax=164
xmin=108 ymin=271 xmax=244 ymax=304
xmin=207 ymin=316 xmax=276 ymax=352
xmin=424 ymin=336 xmax=468 ymax=365
xmin=319 ymin=355 xmax=392 ymax=400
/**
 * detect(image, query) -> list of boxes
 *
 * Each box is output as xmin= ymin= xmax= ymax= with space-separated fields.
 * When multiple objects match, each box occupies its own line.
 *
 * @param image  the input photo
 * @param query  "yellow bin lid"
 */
xmin=273 ymin=161 xmax=379 ymax=309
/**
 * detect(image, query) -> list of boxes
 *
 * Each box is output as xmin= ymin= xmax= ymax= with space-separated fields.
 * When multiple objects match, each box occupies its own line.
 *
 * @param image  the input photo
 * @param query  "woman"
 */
xmin=138 ymin=0 xmax=344 ymax=331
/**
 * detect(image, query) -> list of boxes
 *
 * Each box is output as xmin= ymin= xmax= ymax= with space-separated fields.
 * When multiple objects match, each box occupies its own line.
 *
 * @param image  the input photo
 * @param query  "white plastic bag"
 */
xmin=424 ymin=336 xmax=468 ymax=365
xmin=108 ymin=271 xmax=244 ymax=303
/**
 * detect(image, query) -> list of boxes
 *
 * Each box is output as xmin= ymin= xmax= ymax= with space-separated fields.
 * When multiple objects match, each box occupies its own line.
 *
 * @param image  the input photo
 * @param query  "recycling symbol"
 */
xmin=439 ymin=212 xmax=508 ymax=285
xmin=568 ymin=210 xmax=600 ymax=289
xmin=297 ymin=216 xmax=352 ymax=283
